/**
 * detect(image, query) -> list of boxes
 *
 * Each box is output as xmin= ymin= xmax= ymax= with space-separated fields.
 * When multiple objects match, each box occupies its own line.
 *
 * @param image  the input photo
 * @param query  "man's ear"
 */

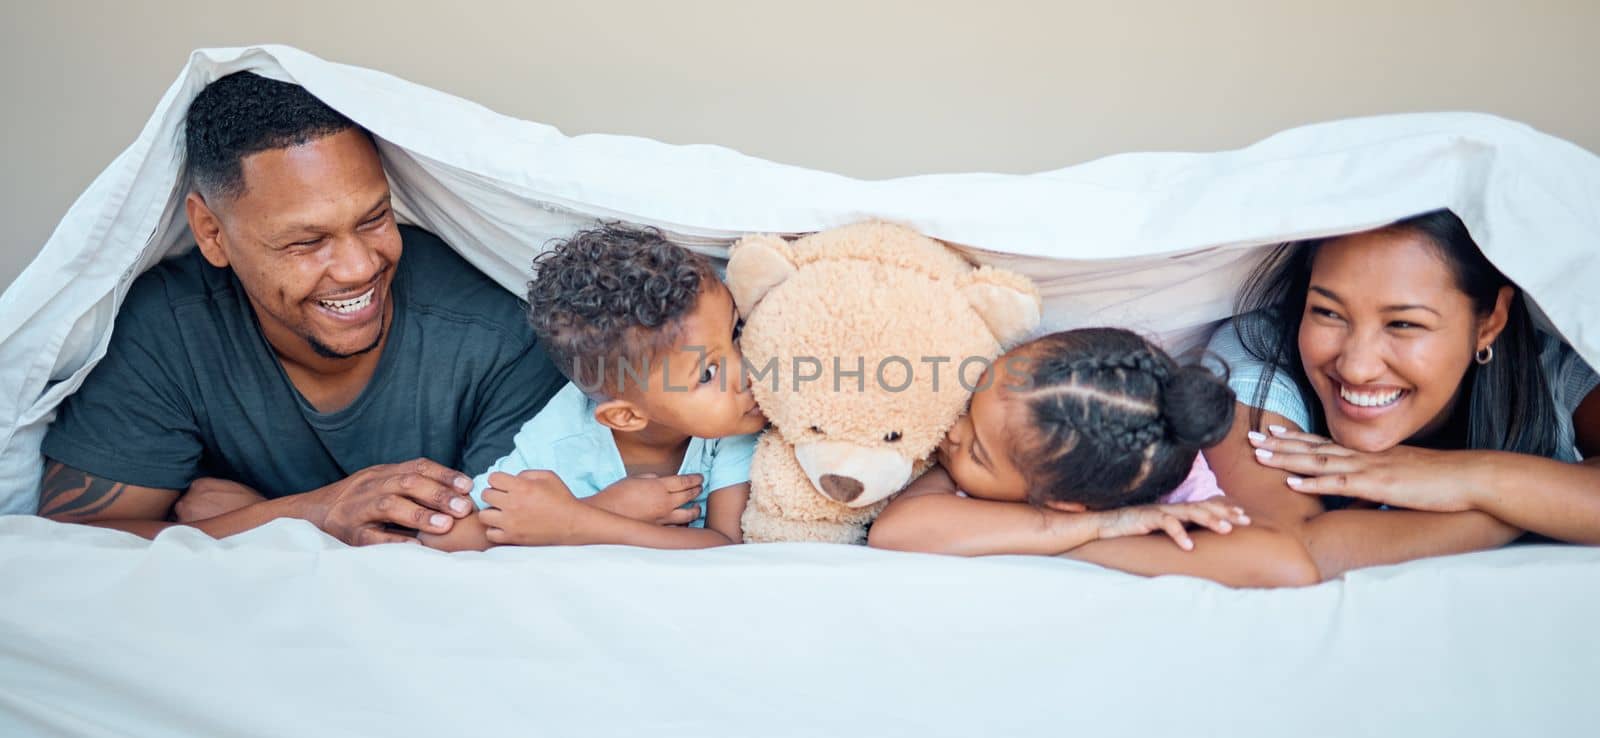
xmin=1041 ymin=499 xmax=1088 ymax=514
xmin=593 ymin=399 xmax=650 ymax=433
xmin=185 ymin=192 xmax=230 ymax=269
xmin=1477 ymin=285 xmax=1515 ymax=352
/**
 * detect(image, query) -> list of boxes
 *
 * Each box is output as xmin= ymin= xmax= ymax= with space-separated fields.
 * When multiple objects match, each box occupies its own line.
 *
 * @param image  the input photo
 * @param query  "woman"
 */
xmin=1206 ymin=209 xmax=1600 ymax=577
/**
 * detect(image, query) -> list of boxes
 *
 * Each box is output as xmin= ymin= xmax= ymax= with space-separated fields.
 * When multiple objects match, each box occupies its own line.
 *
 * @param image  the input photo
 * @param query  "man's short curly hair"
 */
xmin=185 ymin=71 xmax=367 ymax=201
xmin=527 ymin=224 xmax=720 ymax=394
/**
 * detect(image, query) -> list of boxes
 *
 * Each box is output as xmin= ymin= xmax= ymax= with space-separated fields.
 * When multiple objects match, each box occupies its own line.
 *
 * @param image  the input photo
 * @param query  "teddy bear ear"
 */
xmin=957 ymin=266 xmax=1043 ymax=346
xmin=726 ymin=234 xmax=799 ymax=318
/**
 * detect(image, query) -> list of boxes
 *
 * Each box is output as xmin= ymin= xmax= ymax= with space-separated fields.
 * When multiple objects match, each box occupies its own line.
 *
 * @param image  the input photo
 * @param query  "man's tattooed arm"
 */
xmin=37 ymin=460 xmax=177 ymax=522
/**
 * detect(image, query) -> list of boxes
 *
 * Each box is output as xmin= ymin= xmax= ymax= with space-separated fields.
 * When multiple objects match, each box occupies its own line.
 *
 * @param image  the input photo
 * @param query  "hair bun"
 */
xmin=1160 ymin=365 xmax=1236 ymax=448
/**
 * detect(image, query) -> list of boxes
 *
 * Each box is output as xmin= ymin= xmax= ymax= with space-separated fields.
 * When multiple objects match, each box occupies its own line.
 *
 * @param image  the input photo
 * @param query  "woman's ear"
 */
xmin=185 ymin=192 xmax=231 ymax=269
xmin=594 ymin=400 xmax=649 ymax=433
xmin=1477 ymin=285 xmax=1515 ymax=351
xmin=1041 ymin=499 xmax=1088 ymax=514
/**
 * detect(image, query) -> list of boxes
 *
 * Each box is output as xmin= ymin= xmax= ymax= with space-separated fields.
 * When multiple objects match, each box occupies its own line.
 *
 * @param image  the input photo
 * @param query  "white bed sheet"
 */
xmin=2 ymin=515 xmax=1597 ymax=737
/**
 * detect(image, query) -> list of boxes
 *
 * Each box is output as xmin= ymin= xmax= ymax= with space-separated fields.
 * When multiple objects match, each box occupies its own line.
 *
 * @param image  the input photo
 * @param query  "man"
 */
xmin=37 ymin=72 xmax=563 ymax=545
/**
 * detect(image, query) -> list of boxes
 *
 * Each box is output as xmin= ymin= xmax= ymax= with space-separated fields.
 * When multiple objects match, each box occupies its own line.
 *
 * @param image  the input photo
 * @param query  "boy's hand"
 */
xmin=1091 ymin=500 xmax=1252 ymax=551
xmin=480 ymin=470 xmax=589 ymax=546
xmin=586 ymin=473 xmax=703 ymax=525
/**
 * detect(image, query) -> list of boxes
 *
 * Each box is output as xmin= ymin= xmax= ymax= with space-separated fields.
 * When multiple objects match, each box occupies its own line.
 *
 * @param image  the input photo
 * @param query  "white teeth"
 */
xmin=1339 ymin=385 xmax=1403 ymax=408
xmin=318 ymin=289 xmax=373 ymax=314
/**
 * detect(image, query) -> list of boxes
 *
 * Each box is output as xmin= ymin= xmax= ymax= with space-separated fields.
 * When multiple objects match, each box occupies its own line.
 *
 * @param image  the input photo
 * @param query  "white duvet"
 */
xmin=1 ymin=45 xmax=1598 ymax=737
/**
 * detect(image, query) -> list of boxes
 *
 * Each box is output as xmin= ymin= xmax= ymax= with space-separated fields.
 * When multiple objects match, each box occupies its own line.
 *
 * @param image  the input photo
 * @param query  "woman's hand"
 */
xmin=1090 ymin=499 xmax=1251 ymax=551
xmin=1247 ymin=426 xmax=1489 ymax=513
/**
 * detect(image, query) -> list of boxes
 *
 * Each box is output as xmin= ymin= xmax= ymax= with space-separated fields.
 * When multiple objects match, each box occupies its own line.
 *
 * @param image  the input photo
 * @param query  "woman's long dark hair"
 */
xmin=1233 ymin=209 xmax=1560 ymax=456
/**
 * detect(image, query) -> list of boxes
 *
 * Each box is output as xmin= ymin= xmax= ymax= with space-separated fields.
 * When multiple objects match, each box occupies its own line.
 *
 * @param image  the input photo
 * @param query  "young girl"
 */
xmin=869 ymin=327 xmax=1320 ymax=588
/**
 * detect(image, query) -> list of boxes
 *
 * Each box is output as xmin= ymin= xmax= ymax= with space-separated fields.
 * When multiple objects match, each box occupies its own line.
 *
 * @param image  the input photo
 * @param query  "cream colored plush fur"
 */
xmin=729 ymin=222 xmax=1041 ymax=544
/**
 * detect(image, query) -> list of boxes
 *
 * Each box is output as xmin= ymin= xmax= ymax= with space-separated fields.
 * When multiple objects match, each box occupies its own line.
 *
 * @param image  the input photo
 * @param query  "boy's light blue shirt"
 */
xmin=470 ymin=382 xmax=759 ymax=526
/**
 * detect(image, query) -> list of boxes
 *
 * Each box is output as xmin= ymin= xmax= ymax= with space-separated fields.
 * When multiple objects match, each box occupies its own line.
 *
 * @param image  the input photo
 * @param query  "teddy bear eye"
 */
xmin=884 ymin=431 xmax=902 ymax=443
xmin=810 ymin=425 xmax=824 ymax=434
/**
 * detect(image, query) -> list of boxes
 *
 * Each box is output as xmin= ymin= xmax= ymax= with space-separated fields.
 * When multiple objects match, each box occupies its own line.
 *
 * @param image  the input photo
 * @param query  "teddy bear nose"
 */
xmin=819 ymin=474 xmax=864 ymax=503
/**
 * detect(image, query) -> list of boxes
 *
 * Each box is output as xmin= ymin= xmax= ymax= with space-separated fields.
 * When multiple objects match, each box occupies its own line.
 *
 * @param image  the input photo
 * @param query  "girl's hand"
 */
xmin=1246 ymin=426 xmax=1485 ymax=513
xmin=1092 ymin=500 xmax=1251 ymax=551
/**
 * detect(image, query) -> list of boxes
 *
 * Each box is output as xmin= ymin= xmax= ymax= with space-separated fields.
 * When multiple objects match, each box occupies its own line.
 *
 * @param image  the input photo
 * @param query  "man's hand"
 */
xmin=302 ymin=458 xmax=475 ymax=546
xmin=585 ymin=473 xmax=703 ymax=525
xmin=173 ymin=478 xmax=268 ymax=523
xmin=480 ymin=470 xmax=590 ymax=546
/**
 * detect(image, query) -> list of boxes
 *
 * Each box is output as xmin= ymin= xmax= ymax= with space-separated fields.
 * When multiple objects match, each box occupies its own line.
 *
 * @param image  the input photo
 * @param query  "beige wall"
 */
xmin=3 ymin=0 xmax=1597 ymax=292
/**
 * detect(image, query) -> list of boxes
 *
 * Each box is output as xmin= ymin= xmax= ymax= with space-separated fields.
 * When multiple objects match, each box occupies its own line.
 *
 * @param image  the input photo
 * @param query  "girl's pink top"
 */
xmin=1159 ymin=453 xmax=1224 ymax=504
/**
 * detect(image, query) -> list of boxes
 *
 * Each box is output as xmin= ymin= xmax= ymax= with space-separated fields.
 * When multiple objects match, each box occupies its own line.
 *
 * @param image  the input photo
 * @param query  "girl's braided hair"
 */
xmin=1007 ymin=328 xmax=1235 ymax=509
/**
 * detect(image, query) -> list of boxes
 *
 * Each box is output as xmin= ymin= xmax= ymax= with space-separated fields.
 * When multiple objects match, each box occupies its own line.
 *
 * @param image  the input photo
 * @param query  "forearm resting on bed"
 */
xmin=38 ymin=459 xmax=311 ymax=540
xmin=1300 ymin=508 xmax=1521 ymax=579
xmin=54 ymin=494 xmax=315 ymax=540
xmin=1465 ymin=453 xmax=1600 ymax=544
xmin=867 ymin=490 xmax=1102 ymax=556
xmin=868 ymin=487 xmax=1318 ymax=587
xmin=1062 ymin=526 xmax=1319 ymax=588
xmin=595 ymin=518 xmax=737 ymax=549
xmin=481 ymin=500 xmax=738 ymax=549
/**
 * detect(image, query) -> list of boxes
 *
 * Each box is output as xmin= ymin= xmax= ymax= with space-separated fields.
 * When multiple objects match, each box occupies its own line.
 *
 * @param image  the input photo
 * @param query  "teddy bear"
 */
xmin=727 ymin=221 xmax=1041 ymax=544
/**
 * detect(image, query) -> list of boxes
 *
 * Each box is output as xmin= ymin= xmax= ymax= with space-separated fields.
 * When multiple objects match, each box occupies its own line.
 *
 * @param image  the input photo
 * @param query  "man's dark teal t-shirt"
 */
xmin=41 ymin=226 xmax=563 ymax=497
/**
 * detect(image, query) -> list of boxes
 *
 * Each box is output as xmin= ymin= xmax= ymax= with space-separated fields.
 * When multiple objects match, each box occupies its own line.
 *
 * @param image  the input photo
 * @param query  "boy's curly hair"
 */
xmin=527 ymin=224 xmax=718 ymax=393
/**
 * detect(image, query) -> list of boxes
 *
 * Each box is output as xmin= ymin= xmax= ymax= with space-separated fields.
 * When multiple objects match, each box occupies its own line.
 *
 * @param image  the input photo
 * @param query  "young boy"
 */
xmin=421 ymin=225 xmax=766 ymax=551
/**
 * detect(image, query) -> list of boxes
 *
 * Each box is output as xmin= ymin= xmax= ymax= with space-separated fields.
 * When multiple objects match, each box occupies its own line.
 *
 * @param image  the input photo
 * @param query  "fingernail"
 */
xmin=450 ymin=497 xmax=471 ymax=515
xmin=454 ymin=476 xmax=472 ymax=491
xmin=1254 ymin=448 xmax=1273 ymax=459
xmin=1218 ymin=521 xmax=1232 ymax=532
xmin=1268 ymin=425 xmax=1288 ymax=435
xmin=1182 ymin=539 xmax=1194 ymax=551
xmin=1238 ymin=515 xmax=1252 ymax=525
xmin=1286 ymin=476 xmax=1304 ymax=487
xmin=1247 ymin=431 xmax=1266 ymax=443
xmin=430 ymin=513 xmax=450 ymax=528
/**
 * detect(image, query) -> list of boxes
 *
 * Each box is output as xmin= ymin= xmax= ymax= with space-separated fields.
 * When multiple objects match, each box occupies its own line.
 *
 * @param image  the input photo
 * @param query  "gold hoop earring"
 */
xmin=1475 ymin=345 xmax=1494 ymax=365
